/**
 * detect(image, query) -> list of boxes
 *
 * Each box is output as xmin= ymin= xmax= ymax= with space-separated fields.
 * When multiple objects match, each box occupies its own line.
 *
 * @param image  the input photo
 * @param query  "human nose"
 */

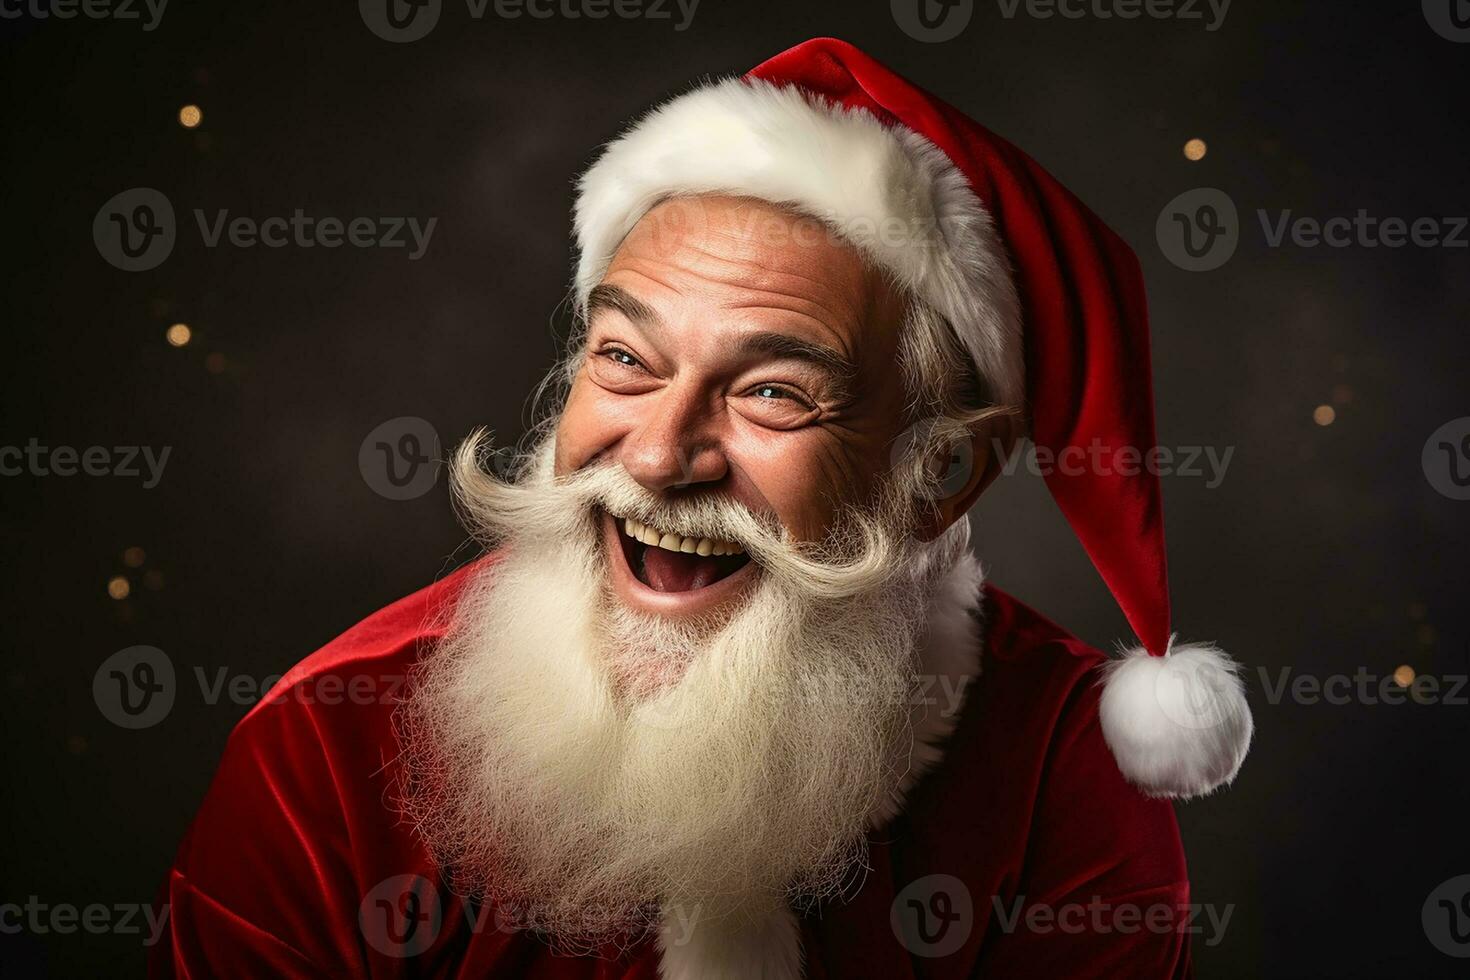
xmin=618 ymin=383 xmax=729 ymax=491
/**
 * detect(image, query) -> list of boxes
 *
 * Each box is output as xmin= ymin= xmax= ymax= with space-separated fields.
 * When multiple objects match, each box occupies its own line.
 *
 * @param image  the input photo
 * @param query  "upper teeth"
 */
xmin=622 ymin=518 xmax=744 ymax=557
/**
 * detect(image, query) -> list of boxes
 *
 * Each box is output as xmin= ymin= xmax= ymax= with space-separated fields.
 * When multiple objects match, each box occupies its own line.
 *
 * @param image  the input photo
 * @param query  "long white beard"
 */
xmin=396 ymin=435 xmax=970 ymax=949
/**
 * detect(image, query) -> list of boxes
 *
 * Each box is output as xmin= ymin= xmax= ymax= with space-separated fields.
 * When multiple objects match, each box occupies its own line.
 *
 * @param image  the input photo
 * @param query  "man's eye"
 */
xmin=601 ymin=348 xmax=641 ymax=368
xmin=752 ymin=384 xmax=800 ymax=401
xmin=735 ymin=382 xmax=819 ymax=430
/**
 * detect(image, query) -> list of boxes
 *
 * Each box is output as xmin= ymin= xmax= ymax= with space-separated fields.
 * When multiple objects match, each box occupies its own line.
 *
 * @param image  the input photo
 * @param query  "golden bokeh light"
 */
xmin=166 ymin=323 xmax=192 ymax=347
xmin=1392 ymin=664 xmax=1415 ymax=688
xmin=1313 ymin=405 xmax=1336 ymax=426
xmin=122 ymin=546 xmax=147 ymax=568
xmin=107 ymin=576 xmax=131 ymax=600
xmin=1183 ymin=138 xmax=1208 ymax=162
xmin=179 ymin=104 xmax=203 ymax=129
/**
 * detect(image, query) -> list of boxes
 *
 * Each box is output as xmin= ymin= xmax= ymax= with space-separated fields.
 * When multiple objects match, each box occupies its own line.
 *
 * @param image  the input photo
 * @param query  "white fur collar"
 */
xmin=656 ymin=553 xmax=985 ymax=979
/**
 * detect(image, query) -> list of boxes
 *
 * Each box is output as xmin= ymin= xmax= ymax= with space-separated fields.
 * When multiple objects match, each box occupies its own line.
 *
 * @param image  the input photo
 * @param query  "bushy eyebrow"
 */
xmin=586 ymin=283 xmax=660 ymax=329
xmin=586 ymin=282 xmax=858 ymax=403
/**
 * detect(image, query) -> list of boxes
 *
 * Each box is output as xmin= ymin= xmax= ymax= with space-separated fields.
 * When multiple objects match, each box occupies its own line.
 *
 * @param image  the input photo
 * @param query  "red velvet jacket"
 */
xmin=151 ymin=560 xmax=1191 ymax=979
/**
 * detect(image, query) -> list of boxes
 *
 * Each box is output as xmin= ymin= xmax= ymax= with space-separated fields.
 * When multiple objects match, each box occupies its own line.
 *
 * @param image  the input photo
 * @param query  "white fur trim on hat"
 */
xmin=573 ymin=76 xmax=1026 ymax=411
xmin=1098 ymin=641 xmax=1254 ymax=800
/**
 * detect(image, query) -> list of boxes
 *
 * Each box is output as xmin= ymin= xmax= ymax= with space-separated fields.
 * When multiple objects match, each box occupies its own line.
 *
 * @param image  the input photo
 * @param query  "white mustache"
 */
xmin=449 ymin=431 xmax=923 ymax=601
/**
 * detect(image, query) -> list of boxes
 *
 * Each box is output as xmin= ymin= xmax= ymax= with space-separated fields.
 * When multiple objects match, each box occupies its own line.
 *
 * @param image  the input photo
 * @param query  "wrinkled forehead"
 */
xmin=606 ymin=194 xmax=903 ymax=338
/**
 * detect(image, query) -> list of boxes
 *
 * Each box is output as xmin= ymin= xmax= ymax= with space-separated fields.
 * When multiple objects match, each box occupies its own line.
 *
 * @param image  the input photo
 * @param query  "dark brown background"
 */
xmin=2 ymin=0 xmax=1468 ymax=976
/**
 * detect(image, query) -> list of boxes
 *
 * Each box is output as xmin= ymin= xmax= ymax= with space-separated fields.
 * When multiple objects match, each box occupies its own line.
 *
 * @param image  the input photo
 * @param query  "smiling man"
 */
xmin=154 ymin=38 xmax=1252 ymax=980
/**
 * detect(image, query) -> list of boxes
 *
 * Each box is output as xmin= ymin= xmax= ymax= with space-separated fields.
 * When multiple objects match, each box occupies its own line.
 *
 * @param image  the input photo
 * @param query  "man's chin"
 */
xmin=599 ymin=507 xmax=759 ymax=621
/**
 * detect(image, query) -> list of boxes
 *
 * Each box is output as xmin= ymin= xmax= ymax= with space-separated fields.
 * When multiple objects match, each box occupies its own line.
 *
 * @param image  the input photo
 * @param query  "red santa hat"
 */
xmin=573 ymin=38 xmax=1252 ymax=800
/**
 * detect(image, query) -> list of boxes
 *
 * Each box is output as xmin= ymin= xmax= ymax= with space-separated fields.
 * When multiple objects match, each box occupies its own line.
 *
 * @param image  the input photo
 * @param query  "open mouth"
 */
xmin=609 ymin=512 xmax=753 ymax=594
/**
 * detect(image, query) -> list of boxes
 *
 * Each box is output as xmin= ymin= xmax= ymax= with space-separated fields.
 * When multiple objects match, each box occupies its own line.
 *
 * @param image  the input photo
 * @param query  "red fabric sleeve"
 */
xmin=148 ymin=568 xmax=479 ymax=979
xmin=150 ymin=686 xmax=366 ymax=979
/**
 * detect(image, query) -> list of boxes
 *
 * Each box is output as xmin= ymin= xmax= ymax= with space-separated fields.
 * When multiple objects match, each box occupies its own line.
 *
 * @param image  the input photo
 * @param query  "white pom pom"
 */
xmin=1098 ymin=641 xmax=1253 ymax=800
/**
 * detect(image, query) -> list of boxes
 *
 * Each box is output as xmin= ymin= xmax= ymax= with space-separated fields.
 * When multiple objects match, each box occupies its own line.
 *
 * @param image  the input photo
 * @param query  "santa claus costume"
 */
xmin=152 ymin=38 xmax=1252 ymax=980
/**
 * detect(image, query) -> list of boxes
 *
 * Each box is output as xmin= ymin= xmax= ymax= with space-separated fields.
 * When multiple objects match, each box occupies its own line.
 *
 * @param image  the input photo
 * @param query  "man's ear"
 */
xmin=914 ymin=412 xmax=1022 ymax=542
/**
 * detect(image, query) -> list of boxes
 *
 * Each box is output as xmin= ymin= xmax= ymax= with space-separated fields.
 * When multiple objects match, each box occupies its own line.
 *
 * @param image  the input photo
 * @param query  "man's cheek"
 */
xmin=554 ymin=381 xmax=614 ymax=473
xmin=738 ymin=457 xmax=839 ymax=542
